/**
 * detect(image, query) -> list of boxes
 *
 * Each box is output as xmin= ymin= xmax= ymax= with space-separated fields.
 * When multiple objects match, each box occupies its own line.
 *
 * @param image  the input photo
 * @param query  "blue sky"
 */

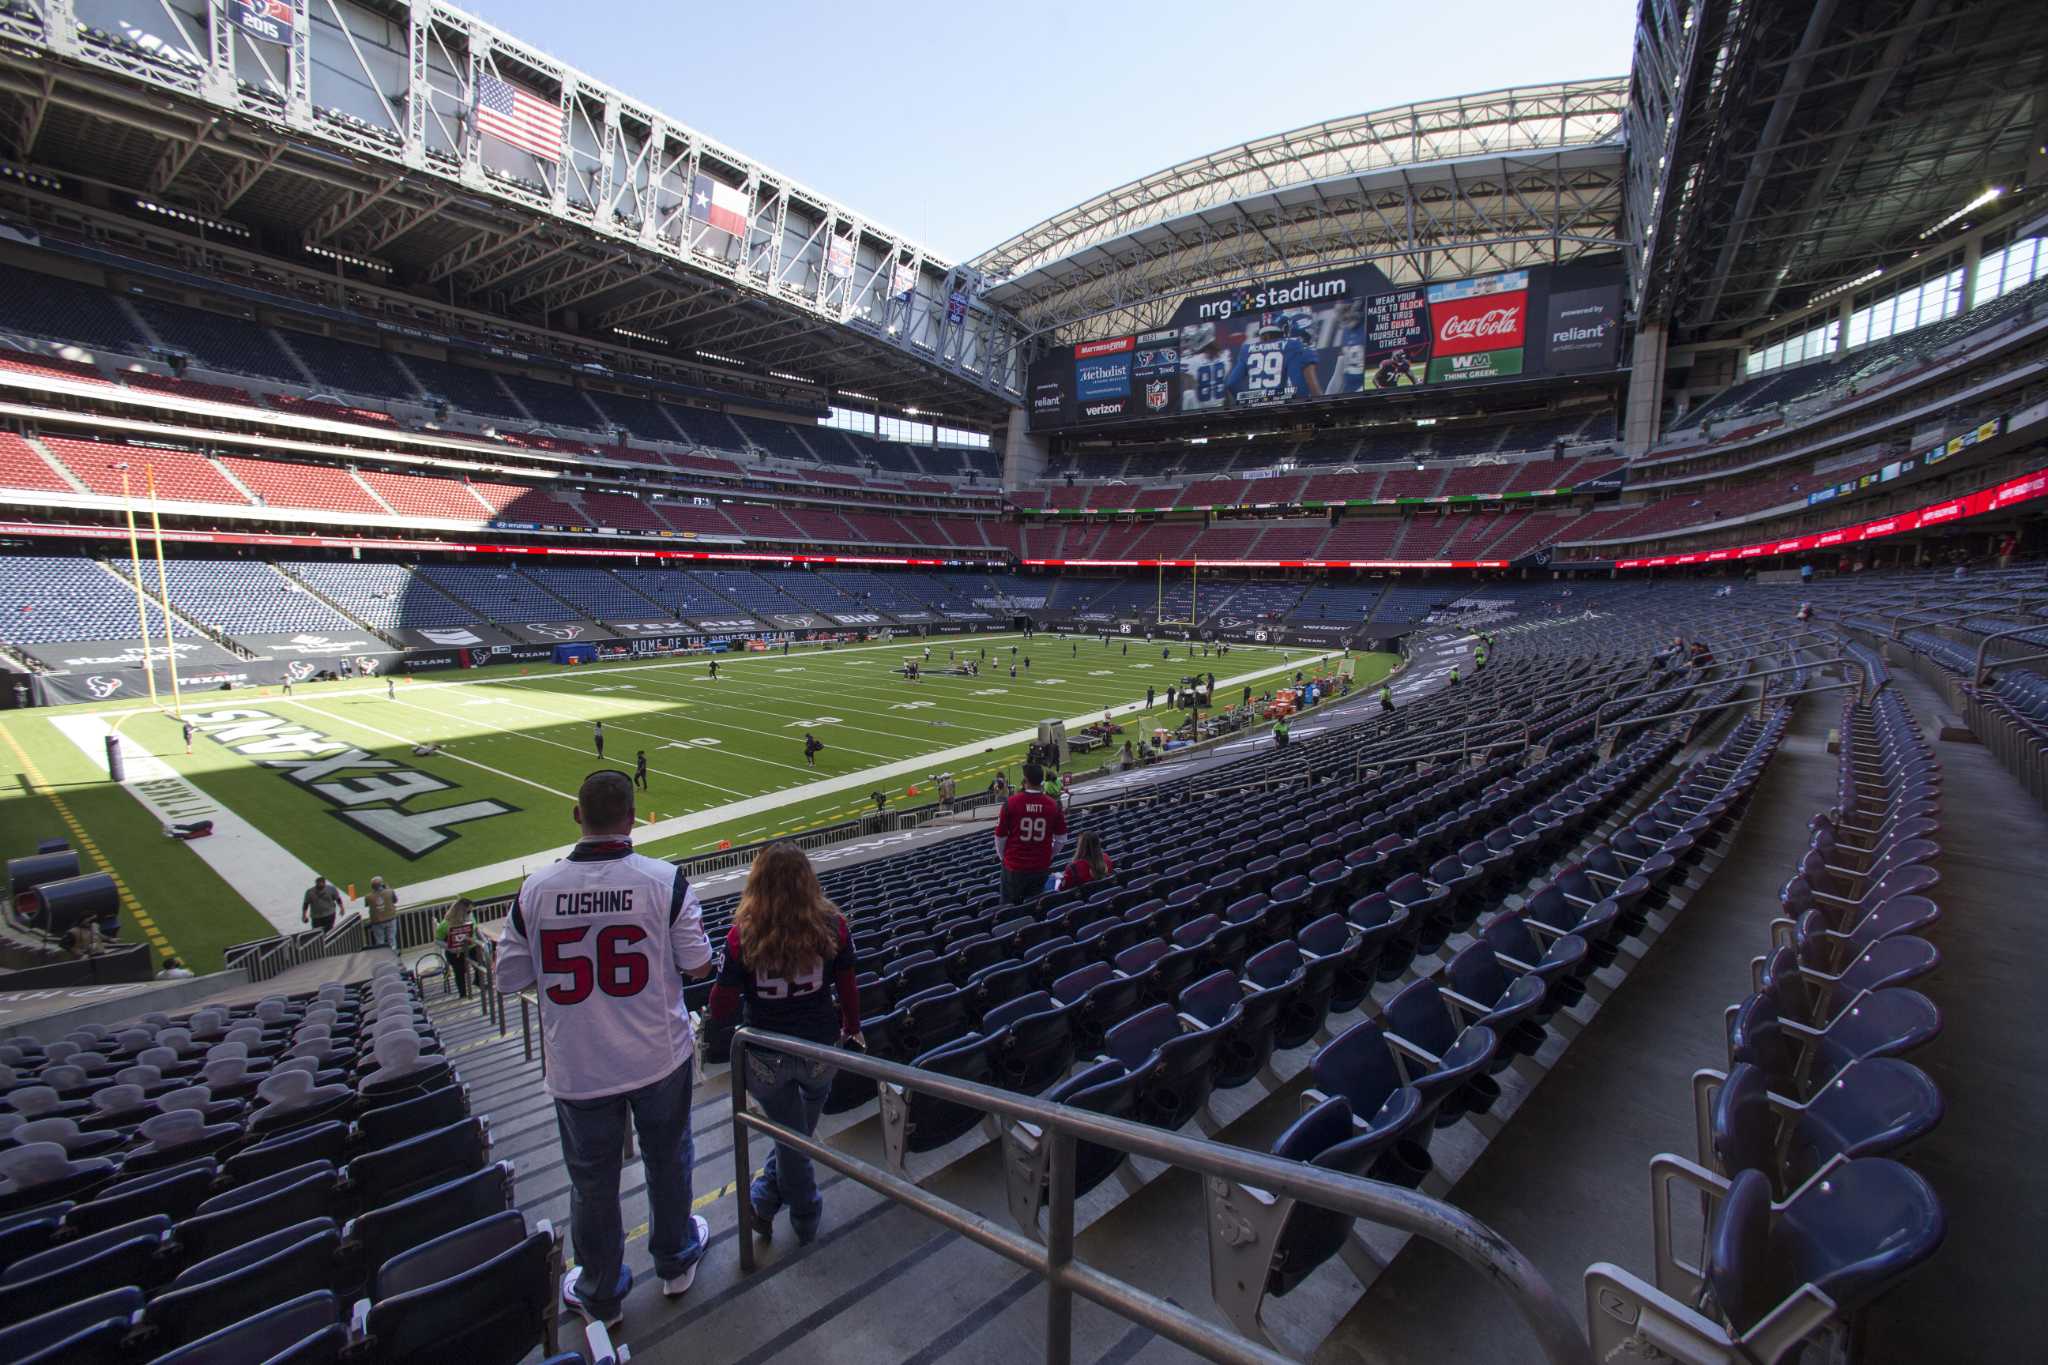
xmin=466 ymin=0 xmax=1639 ymax=263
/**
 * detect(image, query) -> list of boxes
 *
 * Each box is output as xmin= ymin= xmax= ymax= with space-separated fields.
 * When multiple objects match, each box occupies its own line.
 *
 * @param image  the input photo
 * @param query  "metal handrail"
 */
xmin=727 ymin=1028 xmax=1591 ymax=1365
xmin=1967 ymin=620 xmax=2048 ymax=684
xmin=1884 ymin=590 xmax=2044 ymax=639
xmin=1594 ymin=680 xmax=1862 ymax=740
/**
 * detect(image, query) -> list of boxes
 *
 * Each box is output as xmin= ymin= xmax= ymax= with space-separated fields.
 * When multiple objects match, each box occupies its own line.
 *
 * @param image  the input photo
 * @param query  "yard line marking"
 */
xmin=391 ymin=647 xmax=1342 ymax=905
xmin=0 ymin=719 xmax=176 ymax=958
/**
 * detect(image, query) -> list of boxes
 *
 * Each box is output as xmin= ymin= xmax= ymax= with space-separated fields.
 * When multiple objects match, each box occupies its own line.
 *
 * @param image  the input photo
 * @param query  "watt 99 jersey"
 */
xmin=1226 ymin=335 xmax=1319 ymax=404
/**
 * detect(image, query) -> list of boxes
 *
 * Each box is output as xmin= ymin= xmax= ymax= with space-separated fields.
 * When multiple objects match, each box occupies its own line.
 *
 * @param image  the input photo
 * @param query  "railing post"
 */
xmin=733 ymin=1034 xmax=757 ymax=1274
xmin=1044 ymin=1131 xmax=1077 ymax=1365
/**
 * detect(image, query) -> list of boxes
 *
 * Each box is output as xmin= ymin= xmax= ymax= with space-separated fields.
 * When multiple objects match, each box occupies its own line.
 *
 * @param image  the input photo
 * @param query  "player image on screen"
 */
xmin=1375 ymin=347 xmax=1419 ymax=389
xmin=1327 ymin=300 xmax=1370 ymax=394
xmin=1225 ymin=313 xmax=1322 ymax=406
xmin=1178 ymin=322 xmax=1231 ymax=411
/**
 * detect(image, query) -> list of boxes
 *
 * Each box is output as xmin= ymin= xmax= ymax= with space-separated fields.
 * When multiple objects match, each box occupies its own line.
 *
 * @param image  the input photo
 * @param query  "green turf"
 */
xmin=2 ymin=633 xmax=1393 ymax=969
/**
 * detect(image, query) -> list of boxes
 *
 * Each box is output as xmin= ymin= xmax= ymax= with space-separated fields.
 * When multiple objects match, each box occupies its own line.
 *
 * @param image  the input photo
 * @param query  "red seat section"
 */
xmin=0 ymin=433 xmax=74 ymax=493
xmin=217 ymin=457 xmax=384 ymax=514
xmin=42 ymin=437 xmax=250 ymax=505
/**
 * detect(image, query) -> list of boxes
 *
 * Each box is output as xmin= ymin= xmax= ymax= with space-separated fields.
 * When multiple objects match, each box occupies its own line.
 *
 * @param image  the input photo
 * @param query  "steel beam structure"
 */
xmin=0 ymin=0 xmax=1025 ymax=414
xmin=974 ymin=81 xmax=1629 ymax=346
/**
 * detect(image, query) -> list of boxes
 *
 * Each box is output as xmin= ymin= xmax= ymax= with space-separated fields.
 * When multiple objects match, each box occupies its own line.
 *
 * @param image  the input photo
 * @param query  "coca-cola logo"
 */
xmin=1439 ymin=306 xmax=1522 ymax=343
xmin=1431 ymin=293 xmax=1527 ymax=357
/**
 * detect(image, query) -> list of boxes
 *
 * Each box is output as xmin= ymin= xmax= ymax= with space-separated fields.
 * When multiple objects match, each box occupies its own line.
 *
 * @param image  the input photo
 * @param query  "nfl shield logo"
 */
xmin=1145 ymin=380 xmax=1169 ymax=412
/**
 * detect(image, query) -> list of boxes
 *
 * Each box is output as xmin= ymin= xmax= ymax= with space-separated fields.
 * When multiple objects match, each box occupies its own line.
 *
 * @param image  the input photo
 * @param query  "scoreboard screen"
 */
xmin=1028 ymin=261 xmax=1624 ymax=431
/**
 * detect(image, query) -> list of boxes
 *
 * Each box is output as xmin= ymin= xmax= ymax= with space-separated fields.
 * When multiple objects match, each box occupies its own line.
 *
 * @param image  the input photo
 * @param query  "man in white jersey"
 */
xmin=496 ymin=769 xmax=714 ymax=1327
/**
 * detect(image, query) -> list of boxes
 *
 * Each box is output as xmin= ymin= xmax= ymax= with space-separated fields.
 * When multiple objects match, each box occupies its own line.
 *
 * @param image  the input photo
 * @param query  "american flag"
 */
xmin=477 ymin=72 xmax=562 ymax=162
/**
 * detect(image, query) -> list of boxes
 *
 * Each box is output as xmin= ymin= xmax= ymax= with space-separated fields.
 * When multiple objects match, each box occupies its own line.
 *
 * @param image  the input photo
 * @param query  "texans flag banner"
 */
xmin=477 ymin=72 xmax=563 ymax=162
xmin=234 ymin=0 xmax=295 ymax=45
xmin=691 ymin=174 xmax=750 ymax=236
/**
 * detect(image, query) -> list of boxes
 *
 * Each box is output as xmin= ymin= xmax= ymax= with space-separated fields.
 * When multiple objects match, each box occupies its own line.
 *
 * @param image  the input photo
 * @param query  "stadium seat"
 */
xmin=356 ymin=1210 xmax=561 ymax=1364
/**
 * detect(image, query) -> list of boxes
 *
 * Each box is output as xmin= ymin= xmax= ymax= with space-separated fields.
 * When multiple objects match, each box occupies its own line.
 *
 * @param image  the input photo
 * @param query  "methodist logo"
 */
xmin=185 ymin=708 xmax=518 ymax=858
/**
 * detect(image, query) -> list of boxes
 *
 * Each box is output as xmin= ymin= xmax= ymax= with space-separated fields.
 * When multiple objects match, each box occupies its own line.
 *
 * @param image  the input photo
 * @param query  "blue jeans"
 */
xmin=746 ymin=1047 xmax=833 ymax=1236
xmin=555 ymin=1060 xmax=703 ymax=1316
xmin=367 ymin=920 xmax=396 ymax=950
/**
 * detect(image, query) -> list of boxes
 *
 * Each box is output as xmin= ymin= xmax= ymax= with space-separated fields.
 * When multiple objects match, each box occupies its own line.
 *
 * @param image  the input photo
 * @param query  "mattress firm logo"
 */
xmin=1195 ymin=275 xmax=1348 ymax=321
xmin=186 ymin=709 xmax=518 ymax=858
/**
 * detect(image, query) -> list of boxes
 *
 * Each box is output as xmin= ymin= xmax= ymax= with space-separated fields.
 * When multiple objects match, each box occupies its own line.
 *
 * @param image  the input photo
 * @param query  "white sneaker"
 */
xmin=660 ymin=1216 xmax=711 ymax=1297
xmin=560 ymin=1267 xmax=624 ymax=1329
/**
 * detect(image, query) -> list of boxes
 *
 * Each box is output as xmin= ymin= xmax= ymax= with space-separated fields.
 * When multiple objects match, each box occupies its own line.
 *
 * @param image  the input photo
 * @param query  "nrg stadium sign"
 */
xmin=1185 ymin=268 xmax=1371 ymax=323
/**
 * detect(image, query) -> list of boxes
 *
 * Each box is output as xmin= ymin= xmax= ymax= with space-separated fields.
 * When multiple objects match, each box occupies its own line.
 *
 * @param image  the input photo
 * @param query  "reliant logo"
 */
xmin=1440 ymin=306 xmax=1522 ymax=344
xmin=1196 ymin=276 xmax=1348 ymax=321
xmin=186 ymin=708 xmax=518 ymax=858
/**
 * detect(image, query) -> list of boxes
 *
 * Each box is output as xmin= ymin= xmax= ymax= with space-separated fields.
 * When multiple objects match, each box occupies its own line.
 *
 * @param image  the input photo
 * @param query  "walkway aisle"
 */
xmin=1321 ymin=698 xmax=1843 ymax=1364
xmin=1861 ymin=670 xmax=2048 ymax=1363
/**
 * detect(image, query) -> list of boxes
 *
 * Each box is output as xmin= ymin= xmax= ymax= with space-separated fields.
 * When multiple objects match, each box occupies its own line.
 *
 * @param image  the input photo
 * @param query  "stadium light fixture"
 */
xmin=136 ymin=198 xmax=249 ymax=238
xmin=694 ymin=348 xmax=746 ymax=367
xmin=303 ymin=241 xmax=390 ymax=273
xmin=611 ymin=326 xmax=668 ymax=345
xmin=1921 ymin=187 xmax=2003 ymax=240
xmin=769 ymin=370 xmax=813 ymax=384
xmin=0 ymin=162 xmax=60 ymax=191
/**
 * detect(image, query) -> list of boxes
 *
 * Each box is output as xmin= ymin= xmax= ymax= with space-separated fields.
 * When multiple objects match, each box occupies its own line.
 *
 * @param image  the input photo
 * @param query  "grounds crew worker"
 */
xmin=496 ymin=769 xmax=715 ymax=1327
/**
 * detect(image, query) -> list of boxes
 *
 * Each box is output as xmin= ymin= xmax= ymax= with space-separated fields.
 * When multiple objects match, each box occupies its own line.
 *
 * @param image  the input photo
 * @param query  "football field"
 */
xmin=1 ymin=633 xmax=1395 ymax=969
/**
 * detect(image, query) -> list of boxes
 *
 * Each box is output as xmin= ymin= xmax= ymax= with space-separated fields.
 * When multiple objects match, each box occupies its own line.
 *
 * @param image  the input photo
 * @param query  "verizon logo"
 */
xmin=1439 ymin=306 xmax=1522 ymax=343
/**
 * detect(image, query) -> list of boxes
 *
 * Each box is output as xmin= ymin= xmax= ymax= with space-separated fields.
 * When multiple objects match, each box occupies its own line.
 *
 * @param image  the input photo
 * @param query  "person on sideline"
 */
xmin=593 ymin=720 xmax=605 ymax=758
xmin=995 ymin=762 xmax=1066 ymax=904
xmin=706 ymin=843 xmax=861 ymax=1244
xmin=434 ymin=897 xmax=478 ymax=999
xmin=496 ymin=770 xmax=715 ymax=1328
xmin=363 ymin=876 xmax=400 ymax=950
xmin=302 ymin=875 xmax=342 ymax=932
xmin=157 ymin=954 xmax=195 ymax=979
xmin=1062 ymin=830 xmax=1113 ymax=889
xmin=634 ymin=750 xmax=649 ymax=791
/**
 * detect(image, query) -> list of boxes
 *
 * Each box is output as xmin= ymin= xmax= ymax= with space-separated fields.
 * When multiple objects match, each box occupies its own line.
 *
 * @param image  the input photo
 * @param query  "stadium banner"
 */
xmin=392 ymin=624 xmax=520 ymax=650
xmin=17 ymin=637 xmax=247 ymax=676
xmin=242 ymin=630 xmax=393 ymax=662
xmin=606 ymin=620 xmax=696 ymax=636
xmin=825 ymin=237 xmax=855 ymax=279
xmin=1027 ymin=260 xmax=1626 ymax=431
xmin=32 ymin=651 xmax=340 ymax=704
xmin=233 ymin=0 xmax=295 ymax=45
xmin=1612 ymin=457 xmax=2048 ymax=568
xmin=690 ymin=616 xmax=767 ymax=633
xmin=762 ymin=612 xmax=829 ymax=631
xmin=0 ymin=522 xmax=1004 ymax=572
xmin=400 ymin=650 xmax=464 ymax=671
xmin=1574 ymin=466 xmax=1627 ymax=494
xmin=504 ymin=619 xmax=608 ymax=645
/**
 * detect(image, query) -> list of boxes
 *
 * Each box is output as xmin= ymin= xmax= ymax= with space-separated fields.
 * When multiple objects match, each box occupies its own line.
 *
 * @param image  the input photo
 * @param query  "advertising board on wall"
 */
xmin=1028 ymin=261 xmax=1624 ymax=430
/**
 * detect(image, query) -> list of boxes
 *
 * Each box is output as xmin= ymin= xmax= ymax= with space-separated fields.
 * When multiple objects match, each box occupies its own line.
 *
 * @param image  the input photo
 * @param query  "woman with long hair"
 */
xmin=707 ymin=842 xmax=860 ymax=1244
xmin=1061 ymin=830 xmax=1113 ymax=888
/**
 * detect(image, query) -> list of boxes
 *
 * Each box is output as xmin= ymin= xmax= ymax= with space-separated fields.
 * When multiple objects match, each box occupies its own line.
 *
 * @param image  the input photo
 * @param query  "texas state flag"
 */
xmin=690 ymin=174 xmax=749 ymax=236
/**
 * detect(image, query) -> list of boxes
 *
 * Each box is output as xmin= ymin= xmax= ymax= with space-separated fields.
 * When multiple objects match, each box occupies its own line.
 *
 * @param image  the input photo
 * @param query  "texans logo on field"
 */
xmin=1145 ymin=380 xmax=1169 ymax=412
xmin=86 ymin=675 xmax=124 ymax=699
xmin=526 ymin=623 xmax=586 ymax=641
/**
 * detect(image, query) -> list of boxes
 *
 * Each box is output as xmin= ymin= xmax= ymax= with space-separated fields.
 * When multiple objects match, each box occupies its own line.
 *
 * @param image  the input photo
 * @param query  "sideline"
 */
xmin=391 ymin=645 xmax=1343 ymax=904
xmin=46 ymin=715 xmax=317 ymax=935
